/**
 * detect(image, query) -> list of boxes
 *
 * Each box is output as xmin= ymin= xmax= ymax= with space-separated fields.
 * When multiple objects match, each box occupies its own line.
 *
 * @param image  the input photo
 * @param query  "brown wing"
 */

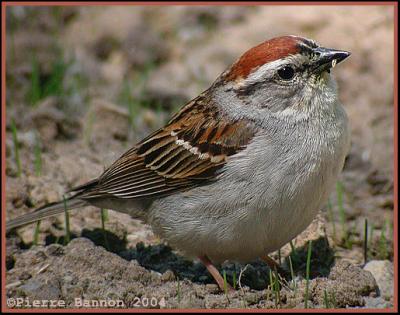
xmin=79 ymin=94 xmax=257 ymax=200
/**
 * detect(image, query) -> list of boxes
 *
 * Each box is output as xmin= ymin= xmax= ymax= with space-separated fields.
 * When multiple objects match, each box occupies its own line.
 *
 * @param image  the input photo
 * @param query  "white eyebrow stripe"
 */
xmin=236 ymin=55 xmax=298 ymax=87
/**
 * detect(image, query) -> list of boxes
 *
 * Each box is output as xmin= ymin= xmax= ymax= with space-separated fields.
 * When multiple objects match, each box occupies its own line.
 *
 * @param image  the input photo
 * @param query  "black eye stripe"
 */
xmin=277 ymin=66 xmax=295 ymax=80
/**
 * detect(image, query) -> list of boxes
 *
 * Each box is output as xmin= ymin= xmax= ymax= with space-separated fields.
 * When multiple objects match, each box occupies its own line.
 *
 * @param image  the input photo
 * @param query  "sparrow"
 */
xmin=6 ymin=35 xmax=351 ymax=291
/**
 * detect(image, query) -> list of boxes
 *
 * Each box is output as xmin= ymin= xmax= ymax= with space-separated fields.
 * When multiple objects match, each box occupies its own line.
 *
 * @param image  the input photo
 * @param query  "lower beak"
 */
xmin=311 ymin=47 xmax=351 ymax=73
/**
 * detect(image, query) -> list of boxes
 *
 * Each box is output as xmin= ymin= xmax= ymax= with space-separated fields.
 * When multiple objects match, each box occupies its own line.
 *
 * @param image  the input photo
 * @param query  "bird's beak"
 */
xmin=311 ymin=47 xmax=351 ymax=73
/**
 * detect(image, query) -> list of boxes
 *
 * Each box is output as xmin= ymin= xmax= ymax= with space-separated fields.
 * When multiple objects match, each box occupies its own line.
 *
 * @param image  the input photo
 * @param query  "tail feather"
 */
xmin=6 ymin=198 xmax=87 ymax=232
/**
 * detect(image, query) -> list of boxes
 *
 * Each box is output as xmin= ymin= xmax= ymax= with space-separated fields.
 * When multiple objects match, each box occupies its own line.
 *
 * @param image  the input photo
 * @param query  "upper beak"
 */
xmin=311 ymin=47 xmax=351 ymax=73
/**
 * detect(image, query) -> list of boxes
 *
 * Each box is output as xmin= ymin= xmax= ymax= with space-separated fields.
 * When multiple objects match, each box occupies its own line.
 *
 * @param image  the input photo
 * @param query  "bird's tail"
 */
xmin=6 ymin=198 xmax=87 ymax=232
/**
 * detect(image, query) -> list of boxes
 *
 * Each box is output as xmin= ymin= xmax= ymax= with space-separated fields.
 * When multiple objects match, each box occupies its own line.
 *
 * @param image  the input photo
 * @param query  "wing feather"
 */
xmin=78 ymin=94 xmax=257 ymax=200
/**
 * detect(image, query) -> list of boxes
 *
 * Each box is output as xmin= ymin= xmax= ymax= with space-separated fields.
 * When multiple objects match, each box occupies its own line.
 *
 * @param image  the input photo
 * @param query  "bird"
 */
xmin=6 ymin=35 xmax=351 ymax=291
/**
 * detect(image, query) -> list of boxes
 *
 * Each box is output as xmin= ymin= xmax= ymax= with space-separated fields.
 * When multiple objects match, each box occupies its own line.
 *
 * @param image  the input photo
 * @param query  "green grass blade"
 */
xmin=28 ymin=56 xmax=41 ymax=106
xmin=268 ymin=269 xmax=274 ymax=298
xmin=336 ymin=181 xmax=347 ymax=243
xmin=378 ymin=220 xmax=388 ymax=259
xmin=223 ymin=269 xmax=228 ymax=296
xmin=42 ymin=60 xmax=67 ymax=98
xmin=364 ymin=218 xmax=368 ymax=265
xmin=288 ymin=255 xmax=297 ymax=294
xmin=368 ymin=222 xmax=374 ymax=249
xmin=232 ymin=270 xmax=237 ymax=290
xmin=268 ymin=269 xmax=276 ymax=307
xmin=33 ymin=221 xmax=41 ymax=246
xmin=278 ymin=249 xmax=282 ymax=265
xmin=289 ymin=241 xmax=299 ymax=261
xmin=176 ymin=276 xmax=181 ymax=303
xmin=100 ymin=208 xmax=109 ymax=251
xmin=323 ymin=289 xmax=330 ymax=308
xmin=274 ymin=268 xmax=281 ymax=308
xmin=331 ymin=291 xmax=337 ymax=308
xmin=10 ymin=119 xmax=21 ymax=177
xmin=63 ymin=196 xmax=71 ymax=245
xmin=34 ymin=133 xmax=42 ymax=176
xmin=83 ymin=111 xmax=95 ymax=146
xmin=304 ymin=240 xmax=313 ymax=309
xmin=327 ymin=198 xmax=337 ymax=243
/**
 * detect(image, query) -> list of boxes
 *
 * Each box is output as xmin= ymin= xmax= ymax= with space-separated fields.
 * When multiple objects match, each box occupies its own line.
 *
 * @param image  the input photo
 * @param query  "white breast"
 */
xmin=148 ymin=108 xmax=350 ymax=263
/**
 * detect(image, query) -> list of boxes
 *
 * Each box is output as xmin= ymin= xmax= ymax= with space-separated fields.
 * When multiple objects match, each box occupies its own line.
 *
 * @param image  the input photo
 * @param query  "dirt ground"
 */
xmin=5 ymin=5 xmax=395 ymax=309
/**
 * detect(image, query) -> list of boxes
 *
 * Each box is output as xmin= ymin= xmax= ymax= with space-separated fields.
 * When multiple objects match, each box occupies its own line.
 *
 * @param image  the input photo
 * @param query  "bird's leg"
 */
xmin=198 ymin=255 xmax=234 ymax=292
xmin=261 ymin=255 xmax=280 ymax=270
xmin=261 ymin=255 xmax=289 ymax=278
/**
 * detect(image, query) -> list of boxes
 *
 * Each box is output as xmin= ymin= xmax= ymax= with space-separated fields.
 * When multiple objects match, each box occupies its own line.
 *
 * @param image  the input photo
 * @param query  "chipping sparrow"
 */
xmin=7 ymin=35 xmax=351 ymax=291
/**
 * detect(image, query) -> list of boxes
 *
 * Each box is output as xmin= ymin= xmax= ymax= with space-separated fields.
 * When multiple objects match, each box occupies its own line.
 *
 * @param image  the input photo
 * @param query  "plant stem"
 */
xmin=33 ymin=221 xmax=41 ymax=246
xmin=34 ymin=133 xmax=42 ymax=176
xmin=278 ymin=249 xmax=282 ymax=265
xmin=274 ymin=268 xmax=281 ymax=308
xmin=289 ymin=241 xmax=298 ymax=261
xmin=304 ymin=240 xmax=313 ymax=309
xmin=63 ymin=196 xmax=71 ymax=245
xmin=336 ymin=181 xmax=347 ymax=243
xmin=223 ymin=270 xmax=228 ymax=296
xmin=327 ymin=198 xmax=337 ymax=243
xmin=232 ymin=270 xmax=237 ymax=290
xmin=176 ymin=276 xmax=181 ymax=303
xmin=364 ymin=218 xmax=368 ymax=265
xmin=288 ymin=255 xmax=297 ymax=294
xmin=323 ymin=289 xmax=330 ymax=308
xmin=11 ymin=119 xmax=21 ymax=177
xmin=100 ymin=208 xmax=109 ymax=250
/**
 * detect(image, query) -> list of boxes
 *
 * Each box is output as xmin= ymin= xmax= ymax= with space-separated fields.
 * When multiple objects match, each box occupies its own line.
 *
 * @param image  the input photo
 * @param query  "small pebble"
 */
xmin=161 ymin=269 xmax=176 ymax=282
xmin=19 ymin=271 xmax=32 ymax=281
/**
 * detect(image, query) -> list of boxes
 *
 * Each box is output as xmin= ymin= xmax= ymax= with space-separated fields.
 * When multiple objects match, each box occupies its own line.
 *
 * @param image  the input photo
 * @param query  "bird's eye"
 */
xmin=277 ymin=66 xmax=295 ymax=80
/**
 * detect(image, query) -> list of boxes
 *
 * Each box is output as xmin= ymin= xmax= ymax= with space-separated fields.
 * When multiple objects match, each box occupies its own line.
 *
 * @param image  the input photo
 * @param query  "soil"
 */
xmin=5 ymin=5 xmax=395 ymax=310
